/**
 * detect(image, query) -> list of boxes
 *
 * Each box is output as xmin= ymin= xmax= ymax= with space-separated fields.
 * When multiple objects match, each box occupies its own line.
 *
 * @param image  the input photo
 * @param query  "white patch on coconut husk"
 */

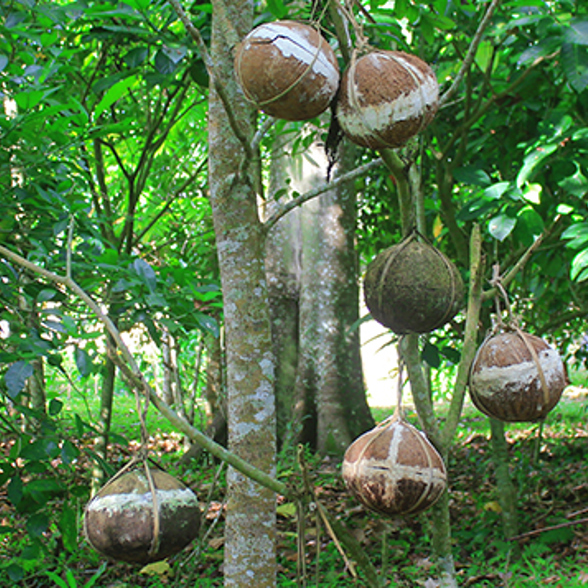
xmin=248 ymin=22 xmax=338 ymax=81
xmin=343 ymin=76 xmax=438 ymax=137
xmin=471 ymin=348 xmax=565 ymax=399
xmin=87 ymin=488 xmax=198 ymax=515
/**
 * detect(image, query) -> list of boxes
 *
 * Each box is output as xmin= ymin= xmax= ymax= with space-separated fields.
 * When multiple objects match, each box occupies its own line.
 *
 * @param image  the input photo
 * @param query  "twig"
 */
xmin=168 ymin=0 xmax=253 ymax=160
xmin=263 ymin=158 xmax=383 ymax=232
xmin=509 ymin=517 xmax=588 ymax=542
xmin=440 ymin=0 xmax=501 ymax=108
xmin=482 ymin=215 xmax=561 ymax=301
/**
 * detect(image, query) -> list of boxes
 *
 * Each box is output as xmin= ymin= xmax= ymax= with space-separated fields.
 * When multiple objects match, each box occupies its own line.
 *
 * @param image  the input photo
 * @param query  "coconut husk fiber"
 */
xmin=364 ymin=232 xmax=464 ymax=334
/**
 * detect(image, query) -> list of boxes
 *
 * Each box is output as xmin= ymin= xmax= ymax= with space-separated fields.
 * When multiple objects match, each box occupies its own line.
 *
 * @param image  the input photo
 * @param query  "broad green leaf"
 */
xmin=154 ymin=50 xmax=176 ymax=75
xmin=454 ymin=166 xmax=491 ymax=186
xmin=475 ymin=40 xmax=493 ymax=72
xmin=516 ymin=144 xmax=557 ymax=187
xmin=134 ymin=258 xmax=157 ymax=292
xmin=61 ymin=440 xmax=80 ymax=465
xmin=488 ymin=214 xmax=517 ymax=241
xmin=7 ymin=563 xmax=24 ymax=583
xmin=483 ymin=182 xmax=510 ymax=200
xmin=123 ymin=46 xmax=148 ymax=68
xmin=522 ymin=182 xmax=542 ymax=204
xmin=5 ymin=361 xmax=34 ymax=399
xmin=93 ymin=75 xmax=138 ymax=119
xmin=162 ymin=45 xmax=187 ymax=64
xmin=58 ymin=502 xmax=78 ymax=552
xmin=26 ymin=512 xmax=50 ymax=538
xmin=266 ymin=0 xmax=288 ymax=19
xmin=75 ymin=346 xmax=93 ymax=377
xmin=422 ymin=341 xmax=441 ymax=368
xmin=276 ymin=502 xmax=297 ymax=518
xmin=563 ymin=19 xmax=588 ymax=45
xmin=571 ymin=249 xmax=588 ymax=281
xmin=0 ymin=55 xmax=8 ymax=72
xmin=7 ymin=476 xmax=23 ymax=506
xmin=562 ymin=222 xmax=588 ymax=248
xmin=196 ymin=313 xmax=219 ymax=337
xmin=48 ymin=398 xmax=63 ymax=416
xmin=561 ymin=42 xmax=588 ymax=92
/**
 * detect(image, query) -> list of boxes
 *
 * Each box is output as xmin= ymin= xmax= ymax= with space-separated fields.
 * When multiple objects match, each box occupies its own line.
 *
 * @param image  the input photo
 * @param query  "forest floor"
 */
xmin=1 ymin=390 xmax=587 ymax=587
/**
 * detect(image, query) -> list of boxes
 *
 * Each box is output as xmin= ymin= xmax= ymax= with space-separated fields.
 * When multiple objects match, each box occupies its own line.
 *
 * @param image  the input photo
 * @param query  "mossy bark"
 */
xmin=209 ymin=1 xmax=277 ymax=585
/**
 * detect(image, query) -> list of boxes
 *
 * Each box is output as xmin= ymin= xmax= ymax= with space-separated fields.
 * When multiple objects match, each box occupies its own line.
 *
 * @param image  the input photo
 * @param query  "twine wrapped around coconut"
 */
xmin=468 ymin=266 xmax=568 ymax=422
xmin=234 ymin=20 xmax=340 ymax=121
xmin=342 ymin=362 xmax=447 ymax=517
xmin=363 ymin=231 xmax=464 ymax=334
xmin=336 ymin=50 xmax=439 ymax=149
xmin=84 ymin=459 xmax=201 ymax=564
xmin=469 ymin=328 xmax=567 ymax=423
xmin=342 ymin=411 xmax=446 ymax=517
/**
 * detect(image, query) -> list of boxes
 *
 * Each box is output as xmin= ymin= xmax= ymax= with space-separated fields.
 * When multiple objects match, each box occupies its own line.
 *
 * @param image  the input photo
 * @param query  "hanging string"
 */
xmin=488 ymin=264 xmax=551 ymax=412
xmin=394 ymin=344 xmax=406 ymax=421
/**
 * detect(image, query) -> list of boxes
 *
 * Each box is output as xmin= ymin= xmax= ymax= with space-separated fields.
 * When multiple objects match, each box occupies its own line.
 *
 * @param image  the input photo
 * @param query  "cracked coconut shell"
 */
xmin=84 ymin=469 xmax=201 ymax=564
xmin=469 ymin=330 xmax=568 ymax=422
xmin=234 ymin=20 xmax=339 ymax=121
xmin=336 ymin=50 xmax=438 ymax=149
xmin=342 ymin=415 xmax=447 ymax=517
xmin=363 ymin=233 xmax=464 ymax=334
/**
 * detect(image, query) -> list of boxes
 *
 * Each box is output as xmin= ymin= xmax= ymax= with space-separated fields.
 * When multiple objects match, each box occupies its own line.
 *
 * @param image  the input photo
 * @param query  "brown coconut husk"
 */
xmin=364 ymin=231 xmax=464 ymax=334
xmin=342 ymin=411 xmax=446 ymax=517
xmin=234 ymin=20 xmax=339 ymax=121
xmin=336 ymin=50 xmax=439 ymax=149
xmin=84 ymin=461 xmax=201 ymax=564
xmin=469 ymin=328 xmax=568 ymax=422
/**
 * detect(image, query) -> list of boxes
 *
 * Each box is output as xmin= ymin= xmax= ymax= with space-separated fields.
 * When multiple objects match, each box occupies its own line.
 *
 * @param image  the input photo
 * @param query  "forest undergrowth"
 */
xmin=1 ymin=392 xmax=587 ymax=588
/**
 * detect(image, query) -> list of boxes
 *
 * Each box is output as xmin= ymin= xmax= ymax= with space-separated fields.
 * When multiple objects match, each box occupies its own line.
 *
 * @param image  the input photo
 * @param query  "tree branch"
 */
xmin=0 ymin=242 xmax=287 ymax=495
xmin=441 ymin=224 xmax=484 ymax=448
xmin=168 ymin=0 xmax=254 ymax=160
xmin=263 ymin=158 xmax=383 ymax=232
xmin=439 ymin=0 xmax=501 ymax=108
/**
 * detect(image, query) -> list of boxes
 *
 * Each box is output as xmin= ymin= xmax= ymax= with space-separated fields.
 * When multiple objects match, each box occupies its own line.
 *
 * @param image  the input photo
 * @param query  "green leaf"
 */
xmin=562 ymin=222 xmax=588 ymax=248
xmin=48 ymin=398 xmax=63 ymax=416
xmin=94 ymin=74 xmax=138 ymax=119
xmin=61 ymin=440 xmax=80 ymax=465
xmin=196 ymin=313 xmax=219 ymax=337
xmin=454 ymin=166 xmax=491 ymax=186
xmin=7 ymin=563 xmax=24 ymax=583
xmin=488 ymin=214 xmax=517 ymax=241
xmin=561 ymin=42 xmax=588 ymax=93
xmin=75 ymin=346 xmax=93 ymax=377
xmin=422 ymin=341 xmax=441 ymax=368
xmin=58 ymin=502 xmax=78 ymax=552
xmin=123 ymin=46 xmax=148 ymax=68
xmin=516 ymin=144 xmax=557 ymax=187
xmin=26 ymin=512 xmax=49 ymax=538
xmin=570 ymin=249 xmax=588 ymax=281
xmin=134 ymin=258 xmax=157 ymax=292
xmin=5 ymin=361 xmax=34 ymax=399
xmin=483 ymin=182 xmax=510 ymax=200
xmin=0 ymin=55 xmax=8 ymax=72
xmin=475 ymin=40 xmax=493 ymax=72
xmin=7 ymin=476 xmax=23 ymax=506
xmin=266 ymin=0 xmax=288 ymax=18
xmin=154 ymin=50 xmax=176 ymax=75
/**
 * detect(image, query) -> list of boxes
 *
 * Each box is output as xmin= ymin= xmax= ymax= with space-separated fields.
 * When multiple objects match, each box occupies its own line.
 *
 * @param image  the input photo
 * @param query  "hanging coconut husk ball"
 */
xmin=336 ymin=50 xmax=439 ymax=149
xmin=84 ymin=467 xmax=201 ymax=564
xmin=234 ymin=20 xmax=340 ymax=121
xmin=342 ymin=414 xmax=446 ymax=516
xmin=469 ymin=329 xmax=568 ymax=423
xmin=363 ymin=232 xmax=464 ymax=334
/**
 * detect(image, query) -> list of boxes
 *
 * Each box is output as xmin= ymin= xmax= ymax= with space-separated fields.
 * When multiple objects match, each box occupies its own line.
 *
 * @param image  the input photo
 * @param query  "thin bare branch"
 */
xmin=168 ymin=0 xmax=253 ymax=160
xmin=264 ymin=157 xmax=383 ymax=232
xmin=439 ymin=0 xmax=501 ymax=108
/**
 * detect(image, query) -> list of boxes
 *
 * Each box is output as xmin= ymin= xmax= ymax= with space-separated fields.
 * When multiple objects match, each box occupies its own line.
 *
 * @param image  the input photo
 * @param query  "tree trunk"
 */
xmin=92 ymin=336 xmax=116 ymax=493
xmin=209 ymin=1 xmax=277 ymax=585
xmin=490 ymin=418 xmax=520 ymax=557
xmin=266 ymin=139 xmax=373 ymax=455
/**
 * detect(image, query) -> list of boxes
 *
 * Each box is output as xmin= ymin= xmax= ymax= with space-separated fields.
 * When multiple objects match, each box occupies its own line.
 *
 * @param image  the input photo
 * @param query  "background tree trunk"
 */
xmin=209 ymin=1 xmax=277 ymax=585
xmin=266 ymin=139 xmax=373 ymax=455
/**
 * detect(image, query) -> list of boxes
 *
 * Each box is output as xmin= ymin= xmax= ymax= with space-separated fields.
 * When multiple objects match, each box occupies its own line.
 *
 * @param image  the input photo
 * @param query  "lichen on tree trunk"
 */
xmin=208 ymin=1 xmax=277 ymax=585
